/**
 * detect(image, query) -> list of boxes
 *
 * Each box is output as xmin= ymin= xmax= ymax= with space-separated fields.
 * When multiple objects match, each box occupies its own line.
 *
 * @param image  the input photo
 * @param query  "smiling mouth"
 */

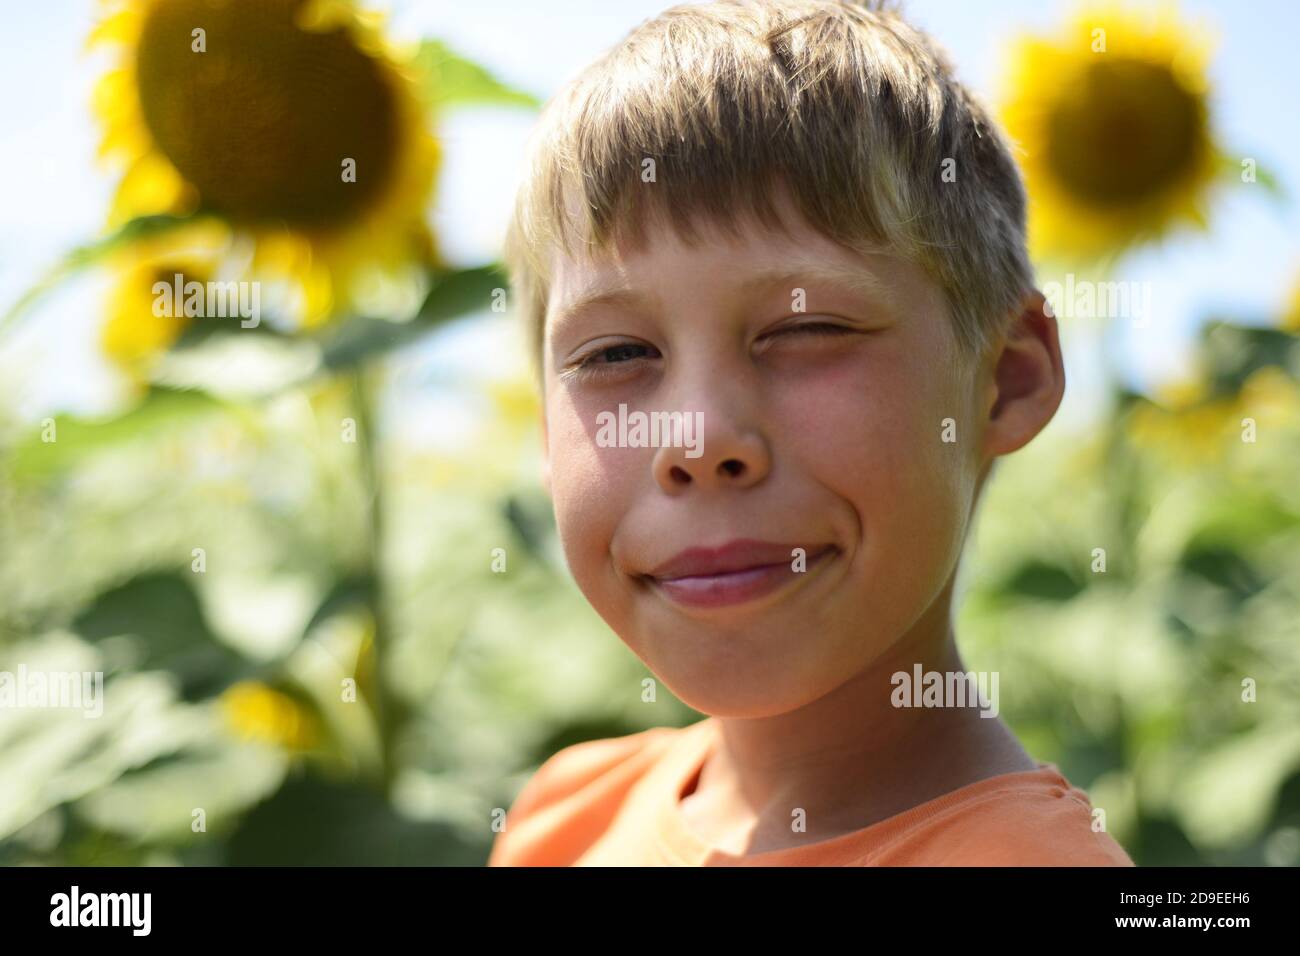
xmin=643 ymin=544 xmax=838 ymax=610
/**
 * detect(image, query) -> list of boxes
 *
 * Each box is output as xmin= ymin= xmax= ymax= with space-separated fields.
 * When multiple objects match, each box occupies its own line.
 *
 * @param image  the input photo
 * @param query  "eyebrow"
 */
xmin=736 ymin=261 xmax=897 ymax=309
xmin=549 ymin=286 xmax=656 ymax=343
xmin=547 ymin=258 xmax=896 ymax=343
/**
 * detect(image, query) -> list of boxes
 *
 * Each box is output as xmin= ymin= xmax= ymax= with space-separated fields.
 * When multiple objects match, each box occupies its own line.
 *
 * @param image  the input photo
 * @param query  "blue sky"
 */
xmin=1 ymin=0 xmax=1297 ymax=431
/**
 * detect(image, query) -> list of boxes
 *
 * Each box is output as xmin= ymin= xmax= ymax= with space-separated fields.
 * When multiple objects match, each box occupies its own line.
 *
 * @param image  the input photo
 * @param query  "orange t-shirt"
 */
xmin=488 ymin=717 xmax=1136 ymax=866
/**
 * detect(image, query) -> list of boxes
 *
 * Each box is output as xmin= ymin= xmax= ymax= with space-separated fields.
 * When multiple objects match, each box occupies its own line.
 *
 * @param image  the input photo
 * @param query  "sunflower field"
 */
xmin=1 ymin=0 xmax=1298 ymax=868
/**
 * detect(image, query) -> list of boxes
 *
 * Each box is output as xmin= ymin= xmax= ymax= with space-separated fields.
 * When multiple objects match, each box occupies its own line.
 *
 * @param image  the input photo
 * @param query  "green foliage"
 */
xmin=0 ymin=214 xmax=201 ymax=337
xmin=414 ymin=40 xmax=542 ymax=113
xmin=2 ymin=30 xmax=1295 ymax=870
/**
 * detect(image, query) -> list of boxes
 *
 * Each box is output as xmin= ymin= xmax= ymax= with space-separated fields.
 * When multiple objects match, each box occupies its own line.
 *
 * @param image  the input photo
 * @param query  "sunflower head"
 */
xmin=1283 ymin=270 xmax=1300 ymax=333
xmin=1127 ymin=364 xmax=1300 ymax=465
xmin=132 ymin=0 xmax=400 ymax=227
xmin=103 ymin=262 xmax=200 ymax=375
xmin=1000 ymin=2 xmax=1222 ymax=263
xmin=92 ymin=0 xmax=441 ymax=329
xmin=100 ymin=220 xmax=229 ymax=381
xmin=219 ymin=680 xmax=321 ymax=752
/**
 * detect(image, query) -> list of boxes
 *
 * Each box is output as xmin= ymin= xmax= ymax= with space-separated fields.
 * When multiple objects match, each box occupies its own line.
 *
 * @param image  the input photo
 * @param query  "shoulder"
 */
xmin=487 ymin=723 xmax=687 ymax=866
xmin=959 ymin=782 xmax=1135 ymax=865
xmin=874 ymin=765 xmax=1136 ymax=866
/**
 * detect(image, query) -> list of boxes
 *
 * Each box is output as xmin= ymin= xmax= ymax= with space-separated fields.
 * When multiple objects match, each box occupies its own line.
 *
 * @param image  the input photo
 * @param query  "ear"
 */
xmin=981 ymin=289 xmax=1065 ymax=459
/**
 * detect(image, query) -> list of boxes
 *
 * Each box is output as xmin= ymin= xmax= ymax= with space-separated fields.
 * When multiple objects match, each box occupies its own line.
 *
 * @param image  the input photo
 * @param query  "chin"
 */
xmin=628 ymin=624 xmax=847 ymax=719
xmin=663 ymin=675 xmax=834 ymax=720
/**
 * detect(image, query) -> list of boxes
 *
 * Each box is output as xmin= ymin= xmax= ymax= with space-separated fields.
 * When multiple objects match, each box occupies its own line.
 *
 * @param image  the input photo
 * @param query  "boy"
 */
xmin=488 ymin=0 xmax=1135 ymax=865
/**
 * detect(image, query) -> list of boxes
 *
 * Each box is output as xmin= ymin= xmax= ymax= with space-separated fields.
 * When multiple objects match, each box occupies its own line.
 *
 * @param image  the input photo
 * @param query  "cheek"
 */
xmin=545 ymin=392 xmax=639 ymax=575
xmin=775 ymin=348 xmax=970 ymax=559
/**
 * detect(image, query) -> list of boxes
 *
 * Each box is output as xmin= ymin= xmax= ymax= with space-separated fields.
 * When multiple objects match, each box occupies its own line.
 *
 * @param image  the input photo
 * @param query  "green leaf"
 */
xmin=503 ymin=490 xmax=557 ymax=564
xmin=224 ymin=770 xmax=485 ymax=865
xmin=0 ymin=214 xmax=201 ymax=339
xmin=73 ymin=738 xmax=290 ymax=846
xmin=414 ymin=264 xmax=510 ymax=324
xmin=1254 ymin=165 xmax=1285 ymax=198
xmin=1178 ymin=546 xmax=1265 ymax=602
xmin=1198 ymin=320 xmax=1299 ymax=397
xmin=72 ymin=571 xmax=253 ymax=701
xmin=320 ymin=264 xmax=507 ymax=370
xmin=414 ymin=39 xmax=541 ymax=112
xmin=4 ymin=385 xmax=231 ymax=483
xmin=1002 ymin=559 xmax=1086 ymax=602
xmin=172 ymin=315 xmax=294 ymax=348
xmin=300 ymin=574 xmax=377 ymax=637
xmin=1218 ymin=153 xmax=1287 ymax=202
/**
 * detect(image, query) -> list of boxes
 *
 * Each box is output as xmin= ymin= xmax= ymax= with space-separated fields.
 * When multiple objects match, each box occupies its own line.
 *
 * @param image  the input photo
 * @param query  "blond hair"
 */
xmin=504 ymin=0 xmax=1032 ymax=371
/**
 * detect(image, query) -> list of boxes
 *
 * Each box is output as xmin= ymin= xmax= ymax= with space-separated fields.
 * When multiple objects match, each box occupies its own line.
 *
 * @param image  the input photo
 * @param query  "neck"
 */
xmin=689 ymin=578 xmax=1033 ymax=841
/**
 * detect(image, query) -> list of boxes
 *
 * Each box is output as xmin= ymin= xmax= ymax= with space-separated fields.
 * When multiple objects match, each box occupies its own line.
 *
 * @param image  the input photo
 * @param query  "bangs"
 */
xmin=505 ymin=0 xmax=1032 ymax=369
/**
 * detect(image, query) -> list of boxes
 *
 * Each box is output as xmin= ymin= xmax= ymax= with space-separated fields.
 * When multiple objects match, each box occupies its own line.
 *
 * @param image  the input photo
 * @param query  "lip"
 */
xmin=643 ymin=539 xmax=837 ymax=609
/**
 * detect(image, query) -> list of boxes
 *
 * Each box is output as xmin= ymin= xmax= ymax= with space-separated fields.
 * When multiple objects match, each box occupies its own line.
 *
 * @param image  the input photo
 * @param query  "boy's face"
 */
xmin=539 ymin=198 xmax=993 ymax=718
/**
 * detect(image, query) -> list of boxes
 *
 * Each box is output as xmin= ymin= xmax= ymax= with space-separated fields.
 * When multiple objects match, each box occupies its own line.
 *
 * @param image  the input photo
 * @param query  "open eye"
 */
xmin=583 ymin=342 xmax=657 ymax=364
xmin=564 ymin=340 xmax=662 ymax=382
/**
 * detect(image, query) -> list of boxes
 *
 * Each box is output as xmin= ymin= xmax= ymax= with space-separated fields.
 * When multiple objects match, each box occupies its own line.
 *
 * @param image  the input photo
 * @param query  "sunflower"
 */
xmin=999 ymin=2 xmax=1223 ymax=263
xmin=90 ymin=0 xmax=442 ymax=337
xmin=219 ymin=680 xmax=321 ymax=752
xmin=99 ymin=219 xmax=229 ymax=381
xmin=1126 ymin=365 xmax=1300 ymax=465
xmin=1283 ymin=270 xmax=1300 ymax=333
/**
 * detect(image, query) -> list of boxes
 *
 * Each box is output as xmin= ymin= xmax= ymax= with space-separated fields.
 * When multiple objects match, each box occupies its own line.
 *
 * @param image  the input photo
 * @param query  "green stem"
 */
xmin=351 ymin=362 xmax=406 ymax=795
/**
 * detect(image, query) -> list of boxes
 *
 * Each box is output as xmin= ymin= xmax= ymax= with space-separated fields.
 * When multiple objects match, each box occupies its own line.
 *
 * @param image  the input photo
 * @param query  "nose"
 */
xmin=651 ymin=402 xmax=772 ymax=494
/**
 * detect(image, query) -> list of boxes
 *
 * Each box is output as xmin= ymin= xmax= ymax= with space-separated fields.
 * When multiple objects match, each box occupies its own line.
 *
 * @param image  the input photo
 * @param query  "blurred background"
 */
xmin=0 ymin=0 xmax=1297 ymax=866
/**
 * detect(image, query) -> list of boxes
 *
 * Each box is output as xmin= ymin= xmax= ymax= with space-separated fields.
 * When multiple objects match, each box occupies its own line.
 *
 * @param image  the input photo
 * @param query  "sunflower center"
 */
xmin=135 ymin=0 xmax=400 ymax=228
xmin=1045 ymin=58 xmax=1205 ymax=205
